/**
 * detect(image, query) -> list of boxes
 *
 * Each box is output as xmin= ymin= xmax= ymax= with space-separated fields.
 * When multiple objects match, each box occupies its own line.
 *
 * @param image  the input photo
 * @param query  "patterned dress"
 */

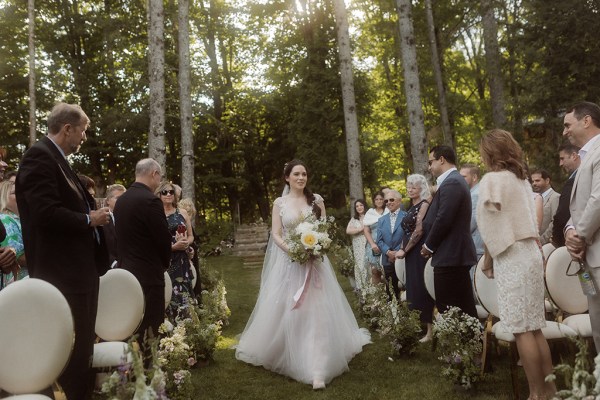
xmin=0 ymin=212 xmax=28 ymax=290
xmin=166 ymin=209 xmax=196 ymax=319
xmin=347 ymin=218 xmax=368 ymax=291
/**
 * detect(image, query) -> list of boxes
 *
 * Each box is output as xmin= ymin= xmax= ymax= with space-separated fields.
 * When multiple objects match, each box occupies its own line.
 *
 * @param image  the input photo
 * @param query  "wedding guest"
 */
xmin=0 ymin=180 xmax=27 ymax=289
xmin=346 ymin=199 xmax=368 ymax=293
xmin=178 ymin=197 xmax=202 ymax=298
xmin=115 ymin=159 xmax=171 ymax=345
xmin=78 ymin=174 xmax=96 ymax=197
xmin=0 ymin=223 xmax=18 ymax=278
xmin=104 ymin=184 xmax=126 ymax=267
xmin=396 ymin=174 xmax=435 ymax=342
xmin=236 ymin=159 xmax=370 ymax=390
xmin=157 ymin=181 xmax=195 ymax=318
xmin=376 ymin=190 xmax=406 ymax=300
xmin=363 ymin=191 xmax=387 ymax=285
xmin=477 ymin=129 xmax=555 ymax=400
xmin=0 ymin=147 xmax=7 ymax=181
xmin=16 ymin=103 xmax=110 ymax=399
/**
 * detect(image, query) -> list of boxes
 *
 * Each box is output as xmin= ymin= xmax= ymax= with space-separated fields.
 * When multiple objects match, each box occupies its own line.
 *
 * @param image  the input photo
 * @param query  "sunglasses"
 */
xmin=160 ymin=189 xmax=175 ymax=196
xmin=384 ymin=198 xmax=397 ymax=204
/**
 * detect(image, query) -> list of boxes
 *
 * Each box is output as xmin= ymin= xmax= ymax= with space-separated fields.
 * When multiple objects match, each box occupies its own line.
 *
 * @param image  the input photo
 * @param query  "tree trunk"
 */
xmin=148 ymin=0 xmax=166 ymax=170
xmin=481 ymin=0 xmax=507 ymax=129
xmin=178 ymin=0 xmax=194 ymax=202
xmin=395 ymin=0 xmax=428 ymax=176
xmin=332 ymin=0 xmax=364 ymax=208
xmin=28 ymin=0 xmax=36 ymax=147
xmin=424 ymin=0 xmax=453 ymax=148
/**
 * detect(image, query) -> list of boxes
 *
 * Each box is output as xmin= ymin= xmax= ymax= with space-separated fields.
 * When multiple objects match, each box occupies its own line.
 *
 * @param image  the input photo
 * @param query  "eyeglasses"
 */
xmin=384 ymin=198 xmax=396 ymax=204
xmin=428 ymin=158 xmax=438 ymax=166
xmin=160 ymin=189 xmax=175 ymax=196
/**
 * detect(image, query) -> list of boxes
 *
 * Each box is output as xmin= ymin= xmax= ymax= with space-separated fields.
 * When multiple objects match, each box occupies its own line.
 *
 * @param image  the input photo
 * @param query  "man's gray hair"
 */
xmin=135 ymin=158 xmax=160 ymax=177
xmin=406 ymin=174 xmax=431 ymax=200
xmin=47 ymin=103 xmax=89 ymax=135
xmin=387 ymin=189 xmax=401 ymax=199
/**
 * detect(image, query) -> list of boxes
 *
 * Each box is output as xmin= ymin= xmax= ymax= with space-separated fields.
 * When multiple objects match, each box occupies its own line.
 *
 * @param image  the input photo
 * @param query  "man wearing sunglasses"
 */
xmin=376 ymin=190 xmax=406 ymax=300
xmin=421 ymin=145 xmax=478 ymax=319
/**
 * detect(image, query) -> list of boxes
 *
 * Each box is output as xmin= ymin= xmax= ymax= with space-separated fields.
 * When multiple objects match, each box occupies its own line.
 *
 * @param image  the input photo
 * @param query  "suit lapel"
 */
xmin=571 ymin=137 xmax=600 ymax=202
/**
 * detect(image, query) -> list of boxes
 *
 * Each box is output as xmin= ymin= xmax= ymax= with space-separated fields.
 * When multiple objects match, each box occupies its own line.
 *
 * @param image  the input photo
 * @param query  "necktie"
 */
xmin=390 ymin=212 xmax=397 ymax=233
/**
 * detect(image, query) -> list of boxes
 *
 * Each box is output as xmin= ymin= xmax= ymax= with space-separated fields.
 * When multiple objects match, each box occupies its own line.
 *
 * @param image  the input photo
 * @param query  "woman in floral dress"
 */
xmin=346 ymin=199 xmax=368 ymax=293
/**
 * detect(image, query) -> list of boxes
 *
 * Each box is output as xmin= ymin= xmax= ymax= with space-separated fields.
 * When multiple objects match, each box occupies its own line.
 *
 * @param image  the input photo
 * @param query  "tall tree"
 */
xmin=178 ymin=0 xmax=194 ymax=201
xmin=332 ymin=0 xmax=364 ymax=206
xmin=481 ymin=0 xmax=506 ymax=128
xmin=28 ymin=0 xmax=35 ymax=147
xmin=395 ymin=0 xmax=428 ymax=175
xmin=148 ymin=0 xmax=167 ymax=169
xmin=424 ymin=0 xmax=453 ymax=148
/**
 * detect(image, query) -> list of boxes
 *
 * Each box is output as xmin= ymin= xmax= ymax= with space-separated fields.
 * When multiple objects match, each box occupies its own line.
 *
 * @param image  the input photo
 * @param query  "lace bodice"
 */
xmin=275 ymin=194 xmax=324 ymax=230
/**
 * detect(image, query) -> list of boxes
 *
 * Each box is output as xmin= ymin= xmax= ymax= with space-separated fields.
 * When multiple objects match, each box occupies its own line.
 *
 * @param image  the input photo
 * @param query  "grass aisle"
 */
xmin=195 ymin=256 xmax=524 ymax=399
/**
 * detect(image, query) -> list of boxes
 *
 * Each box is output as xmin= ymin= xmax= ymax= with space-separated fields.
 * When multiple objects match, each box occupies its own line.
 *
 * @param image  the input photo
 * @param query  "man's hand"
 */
xmin=420 ymin=245 xmax=432 ymax=259
xmin=387 ymin=250 xmax=396 ymax=264
xmin=0 ymin=247 xmax=17 ymax=273
xmin=565 ymin=229 xmax=586 ymax=260
xmin=396 ymin=249 xmax=406 ymax=259
xmin=89 ymin=207 xmax=111 ymax=227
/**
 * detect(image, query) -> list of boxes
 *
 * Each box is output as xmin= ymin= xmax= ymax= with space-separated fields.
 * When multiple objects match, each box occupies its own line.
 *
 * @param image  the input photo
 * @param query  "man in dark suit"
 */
xmin=551 ymin=143 xmax=580 ymax=247
xmin=114 ymin=158 xmax=171 ymax=344
xmin=376 ymin=189 xmax=406 ymax=300
xmin=15 ymin=103 xmax=111 ymax=399
xmin=421 ymin=145 xmax=477 ymax=318
xmin=104 ymin=183 xmax=126 ymax=268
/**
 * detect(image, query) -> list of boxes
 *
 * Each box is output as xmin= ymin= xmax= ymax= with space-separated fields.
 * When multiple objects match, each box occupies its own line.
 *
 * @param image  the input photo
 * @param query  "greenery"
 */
xmin=548 ymin=339 xmax=600 ymax=399
xmin=331 ymin=244 xmax=355 ymax=278
xmin=197 ymin=255 xmax=532 ymax=399
xmin=433 ymin=306 xmax=484 ymax=389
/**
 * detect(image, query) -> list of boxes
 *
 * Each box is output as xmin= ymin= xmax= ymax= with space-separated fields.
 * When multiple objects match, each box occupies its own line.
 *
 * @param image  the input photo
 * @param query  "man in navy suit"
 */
xmin=376 ymin=190 xmax=406 ymax=300
xmin=16 ymin=103 xmax=111 ymax=399
xmin=421 ymin=145 xmax=477 ymax=318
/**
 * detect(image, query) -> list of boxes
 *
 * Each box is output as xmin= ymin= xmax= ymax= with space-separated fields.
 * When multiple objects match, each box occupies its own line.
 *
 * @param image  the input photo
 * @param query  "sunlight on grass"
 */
xmin=217 ymin=335 xmax=237 ymax=350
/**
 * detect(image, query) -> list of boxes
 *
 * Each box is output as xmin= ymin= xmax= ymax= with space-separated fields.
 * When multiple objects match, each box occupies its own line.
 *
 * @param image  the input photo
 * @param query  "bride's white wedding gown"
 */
xmin=235 ymin=195 xmax=371 ymax=386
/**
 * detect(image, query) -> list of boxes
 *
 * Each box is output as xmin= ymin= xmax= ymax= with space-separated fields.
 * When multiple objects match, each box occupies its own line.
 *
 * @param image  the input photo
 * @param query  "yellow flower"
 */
xmin=300 ymin=231 xmax=318 ymax=249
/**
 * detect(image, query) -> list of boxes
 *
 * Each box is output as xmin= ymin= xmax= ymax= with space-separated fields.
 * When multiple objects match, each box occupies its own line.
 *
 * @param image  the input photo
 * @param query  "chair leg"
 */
xmin=509 ymin=342 xmax=520 ymax=400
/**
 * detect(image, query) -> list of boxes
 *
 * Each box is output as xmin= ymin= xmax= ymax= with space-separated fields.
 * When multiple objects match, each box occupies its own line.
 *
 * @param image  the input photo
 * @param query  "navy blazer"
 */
xmin=376 ymin=210 xmax=406 ymax=267
xmin=16 ymin=136 xmax=109 ymax=294
xmin=423 ymin=170 xmax=477 ymax=268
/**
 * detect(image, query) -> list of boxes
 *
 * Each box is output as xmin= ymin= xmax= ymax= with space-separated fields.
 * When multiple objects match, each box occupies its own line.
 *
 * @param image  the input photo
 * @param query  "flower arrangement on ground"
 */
xmin=433 ymin=306 xmax=483 ymax=389
xmin=285 ymin=213 xmax=334 ymax=264
xmin=331 ymin=244 xmax=355 ymax=278
xmin=547 ymin=338 xmax=600 ymax=399
xmin=157 ymin=323 xmax=195 ymax=400
xmin=359 ymin=284 xmax=385 ymax=330
xmin=198 ymin=261 xmax=231 ymax=325
xmin=369 ymin=283 xmax=422 ymax=357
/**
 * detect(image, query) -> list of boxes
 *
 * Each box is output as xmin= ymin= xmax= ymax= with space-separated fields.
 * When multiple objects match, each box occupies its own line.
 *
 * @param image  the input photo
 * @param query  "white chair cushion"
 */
xmin=395 ymin=258 xmax=406 ymax=289
xmin=6 ymin=395 xmax=53 ymax=400
xmin=400 ymin=291 xmax=407 ymax=302
xmin=545 ymin=246 xmax=588 ymax=314
xmin=0 ymin=279 xmax=74 ymax=394
xmin=474 ymin=256 xmax=500 ymax=317
xmin=424 ymin=259 xmax=435 ymax=300
xmin=492 ymin=320 xmax=577 ymax=342
xmin=96 ymin=269 xmax=145 ymax=341
xmin=476 ymin=305 xmax=489 ymax=320
xmin=165 ymin=271 xmax=173 ymax=310
xmin=190 ymin=261 xmax=198 ymax=289
xmin=92 ymin=341 xmax=133 ymax=369
xmin=563 ymin=314 xmax=593 ymax=337
xmin=542 ymin=243 xmax=556 ymax=260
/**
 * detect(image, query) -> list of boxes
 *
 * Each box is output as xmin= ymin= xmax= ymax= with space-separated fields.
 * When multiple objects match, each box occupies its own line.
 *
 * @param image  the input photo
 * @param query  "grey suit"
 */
xmin=469 ymin=183 xmax=484 ymax=257
xmin=568 ymin=135 xmax=600 ymax=350
xmin=540 ymin=188 xmax=560 ymax=245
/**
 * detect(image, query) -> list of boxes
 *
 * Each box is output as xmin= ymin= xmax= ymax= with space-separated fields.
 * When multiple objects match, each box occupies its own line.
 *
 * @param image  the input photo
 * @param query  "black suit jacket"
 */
xmin=104 ymin=216 xmax=118 ymax=266
xmin=114 ymin=181 xmax=171 ymax=286
xmin=15 ymin=136 xmax=109 ymax=294
xmin=552 ymin=172 xmax=576 ymax=247
xmin=423 ymin=169 xmax=477 ymax=268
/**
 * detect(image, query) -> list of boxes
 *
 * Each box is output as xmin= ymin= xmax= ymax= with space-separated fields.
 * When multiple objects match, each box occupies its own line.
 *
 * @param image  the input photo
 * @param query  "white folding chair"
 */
xmin=165 ymin=271 xmax=173 ymax=310
xmin=92 ymin=269 xmax=145 ymax=374
xmin=0 ymin=279 xmax=74 ymax=399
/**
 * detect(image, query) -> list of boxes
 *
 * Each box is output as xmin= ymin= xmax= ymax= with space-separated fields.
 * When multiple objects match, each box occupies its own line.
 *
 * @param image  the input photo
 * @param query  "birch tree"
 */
xmin=395 ymin=0 xmax=428 ymax=175
xmin=28 ymin=0 xmax=36 ymax=147
xmin=424 ymin=0 xmax=453 ymax=148
xmin=332 ymin=0 xmax=364 ymax=205
xmin=178 ymin=0 xmax=194 ymax=202
xmin=148 ymin=0 xmax=166 ymax=169
xmin=481 ymin=0 xmax=506 ymax=128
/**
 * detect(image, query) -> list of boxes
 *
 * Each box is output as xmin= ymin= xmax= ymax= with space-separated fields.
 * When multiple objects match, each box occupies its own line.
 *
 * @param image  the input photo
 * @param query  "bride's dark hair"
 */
xmin=283 ymin=159 xmax=321 ymax=219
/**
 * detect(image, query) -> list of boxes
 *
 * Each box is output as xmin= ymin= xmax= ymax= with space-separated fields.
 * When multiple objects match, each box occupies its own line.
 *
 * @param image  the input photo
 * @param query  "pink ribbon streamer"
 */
xmin=292 ymin=259 xmax=321 ymax=310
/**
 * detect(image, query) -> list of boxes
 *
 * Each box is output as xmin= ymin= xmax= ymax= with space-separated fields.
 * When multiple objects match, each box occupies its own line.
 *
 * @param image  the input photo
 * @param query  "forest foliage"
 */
xmin=1 ymin=0 xmax=599 ymax=223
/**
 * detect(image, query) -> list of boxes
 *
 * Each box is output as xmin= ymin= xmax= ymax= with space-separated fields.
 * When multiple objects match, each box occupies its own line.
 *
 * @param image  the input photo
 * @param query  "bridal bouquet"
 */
xmin=286 ymin=214 xmax=333 ymax=264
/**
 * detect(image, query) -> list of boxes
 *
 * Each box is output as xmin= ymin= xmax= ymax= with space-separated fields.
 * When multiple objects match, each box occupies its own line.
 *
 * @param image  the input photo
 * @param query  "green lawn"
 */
xmin=194 ymin=255 xmax=538 ymax=400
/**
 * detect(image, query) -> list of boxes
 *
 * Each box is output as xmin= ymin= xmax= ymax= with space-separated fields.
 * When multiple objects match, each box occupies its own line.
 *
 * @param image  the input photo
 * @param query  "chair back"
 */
xmin=96 ymin=269 xmax=144 ymax=341
xmin=394 ymin=258 xmax=406 ymax=289
xmin=473 ymin=255 xmax=500 ymax=317
xmin=0 ymin=279 xmax=74 ymax=394
xmin=165 ymin=271 xmax=173 ymax=310
xmin=542 ymin=242 xmax=556 ymax=261
xmin=424 ymin=258 xmax=435 ymax=300
xmin=545 ymin=246 xmax=588 ymax=315
xmin=190 ymin=262 xmax=198 ymax=289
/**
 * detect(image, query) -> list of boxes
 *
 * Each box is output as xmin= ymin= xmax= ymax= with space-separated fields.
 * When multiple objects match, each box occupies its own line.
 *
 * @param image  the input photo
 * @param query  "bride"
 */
xmin=235 ymin=159 xmax=371 ymax=390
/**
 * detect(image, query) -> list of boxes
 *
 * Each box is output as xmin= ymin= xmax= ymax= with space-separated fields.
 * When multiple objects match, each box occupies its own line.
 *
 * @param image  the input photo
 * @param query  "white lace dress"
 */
xmin=347 ymin=218 xmax=368 ymax=291
xmin=235 ymin=195 xmax=371 ymax=385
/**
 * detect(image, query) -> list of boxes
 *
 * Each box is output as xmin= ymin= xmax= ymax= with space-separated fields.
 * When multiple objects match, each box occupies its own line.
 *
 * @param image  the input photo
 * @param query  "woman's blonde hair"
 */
xmin=178 ymin=198 xmax=196 ymax=219
xmin=155 ymin=181 xmax=179 ymax=207
xmin=0 ymin=180 xmax=14 ymax=213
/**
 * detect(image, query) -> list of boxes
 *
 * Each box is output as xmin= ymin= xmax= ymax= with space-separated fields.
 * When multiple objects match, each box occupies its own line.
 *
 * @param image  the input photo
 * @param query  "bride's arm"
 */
xmin=271 ymin=200 xmax=289 ymax=253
